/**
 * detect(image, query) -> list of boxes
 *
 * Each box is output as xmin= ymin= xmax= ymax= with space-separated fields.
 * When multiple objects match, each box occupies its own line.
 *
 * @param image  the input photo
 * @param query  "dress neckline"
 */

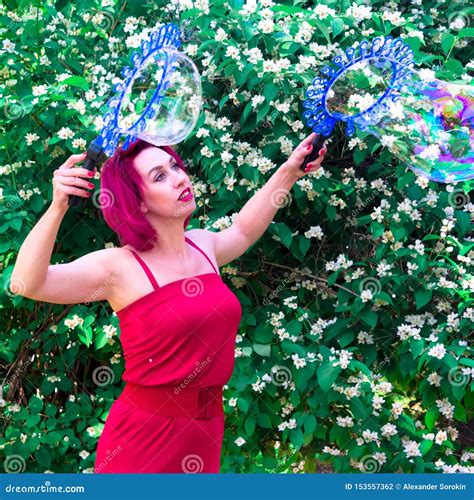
xmin=115 ymin=272 xmax=222 ymax=316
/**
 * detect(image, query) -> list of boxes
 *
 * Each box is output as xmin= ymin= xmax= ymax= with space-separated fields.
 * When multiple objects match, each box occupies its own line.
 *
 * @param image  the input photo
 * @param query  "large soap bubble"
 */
xmin=356 ymin=71 xmax=473 ymax=183
xmin=303 ymin=36 xmax=474 ymax=183
xmin=117 ymin=48 xmax=202 ymax=147
xmin=98 ymin=23 xmax=203 ymax=157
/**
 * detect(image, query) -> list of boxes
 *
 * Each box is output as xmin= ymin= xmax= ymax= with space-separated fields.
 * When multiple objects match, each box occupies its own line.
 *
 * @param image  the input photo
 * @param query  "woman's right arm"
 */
xmin=10 ymin=152 xmax=122 ymax=305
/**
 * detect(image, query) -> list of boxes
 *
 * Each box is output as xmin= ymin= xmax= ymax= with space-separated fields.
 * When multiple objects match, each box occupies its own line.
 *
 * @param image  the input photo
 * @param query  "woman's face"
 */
xmin=133 ymin=146 xmax=196 ymax=218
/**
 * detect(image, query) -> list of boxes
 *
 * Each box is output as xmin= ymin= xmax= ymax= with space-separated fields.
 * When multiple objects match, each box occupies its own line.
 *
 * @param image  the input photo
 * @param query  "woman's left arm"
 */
xmin=210 ymin=132 xmax=327 ymax=267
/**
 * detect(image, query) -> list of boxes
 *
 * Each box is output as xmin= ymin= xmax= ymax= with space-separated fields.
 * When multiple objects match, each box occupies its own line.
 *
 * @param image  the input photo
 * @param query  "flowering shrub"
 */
xmin=1 ymin=0 xmax=473 ymax=473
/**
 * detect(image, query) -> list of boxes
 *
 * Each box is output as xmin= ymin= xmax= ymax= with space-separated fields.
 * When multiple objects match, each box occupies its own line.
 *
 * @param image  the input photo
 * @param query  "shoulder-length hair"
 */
xmin=99 ymin=139 xmax=192 ymax=252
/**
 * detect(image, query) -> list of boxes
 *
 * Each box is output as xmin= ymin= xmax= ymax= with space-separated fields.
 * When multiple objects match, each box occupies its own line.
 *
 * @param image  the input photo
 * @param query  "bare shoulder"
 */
xmin=185 ymin=228 xmax=216 ymax=254
xmin=186 ymin=227 xmax=215 ymax=244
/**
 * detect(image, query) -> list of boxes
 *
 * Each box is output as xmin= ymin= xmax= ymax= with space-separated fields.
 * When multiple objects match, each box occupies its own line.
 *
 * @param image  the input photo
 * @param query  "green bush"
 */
xmin=1 ymin=0 xmax=473 ymax=473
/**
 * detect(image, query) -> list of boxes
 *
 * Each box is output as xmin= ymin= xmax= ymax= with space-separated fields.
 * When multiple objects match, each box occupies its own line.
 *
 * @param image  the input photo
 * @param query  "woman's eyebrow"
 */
xmin=148 ymin=158 xmax=176 ymax=178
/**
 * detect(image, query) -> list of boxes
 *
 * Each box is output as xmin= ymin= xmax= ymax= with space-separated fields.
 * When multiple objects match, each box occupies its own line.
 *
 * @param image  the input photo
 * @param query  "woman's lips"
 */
xmin=178 ymin=191 xmax=193 ymax=202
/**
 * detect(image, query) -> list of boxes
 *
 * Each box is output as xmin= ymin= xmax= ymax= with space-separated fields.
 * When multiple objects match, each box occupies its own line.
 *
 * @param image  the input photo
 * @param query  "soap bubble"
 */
xmin=306 ymin=54 xmax=473 ymax=183
xmin=359 ymin=73 xmax=473 ymax=183
xmin=117 ymin=47 xmax=202 ymax=146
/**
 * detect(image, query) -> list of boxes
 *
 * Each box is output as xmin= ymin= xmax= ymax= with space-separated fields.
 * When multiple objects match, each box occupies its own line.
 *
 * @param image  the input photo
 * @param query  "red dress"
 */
xmin=94 ymin=236 xmax=242 ymax=473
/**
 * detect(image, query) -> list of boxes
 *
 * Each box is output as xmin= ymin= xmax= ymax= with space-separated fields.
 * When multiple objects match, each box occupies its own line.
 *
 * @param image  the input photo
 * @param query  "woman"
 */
xmin=10 ymin=132 xmax=327 ymax=473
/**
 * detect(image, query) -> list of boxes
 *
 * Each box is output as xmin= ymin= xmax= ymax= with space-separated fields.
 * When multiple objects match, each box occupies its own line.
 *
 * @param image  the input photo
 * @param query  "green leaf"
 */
xmin=410 ymin=339 xmax=424 ymax=359
xmin=414 ymin=288 xmax=432 ymax=309
xmin=289 ymin=428 xmax=305 ymax=449
xmin=441 ymin=33 xmax=455 ymax=54
xmin=61 ymin=76 xmax=89 ymax=91
xmin=35 ymin=447 xmax=52 ymax=467
xmin=77 ymin=326 xmax=93 ymax=347
xmin=253 ymin=343 xmax=271 ymax=357
xmin=237 ymin=397 xmax=249 ymax=413
xmin=359 ymin=309 xmax=378 ymax=328
xmin=313 ymin=19 xmax=330 ymax=43
xmin=263 ymin=83 xmax=279 ymax=102
xmin=330 ymin=18 xmax=345 ymax=38
xmin=29 ymin=395 xmax=43 ymax=413
xmin=454 ymin=404 xmax=467 ymax=422
xmin=458 ymin=27 xmax=474 ymax=38
xmin=398 ymin=414 xmax=416 ymax=435
xmin=269 ymin=222 xmax=293 ymax=248
xmin=257 ymin=413 xmax=272 ymax=428
xmin=420 ymin=440 xmax=433 ymax=456
xmin=317 ymin=362 xmax=341 ymax=392
xmin=244 ymin=415 xmax=256 ymax=435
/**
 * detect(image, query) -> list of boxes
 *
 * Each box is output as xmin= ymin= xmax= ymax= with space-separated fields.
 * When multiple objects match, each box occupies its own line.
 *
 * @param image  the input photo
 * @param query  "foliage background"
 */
xmin=0 ymin=0 xmax=473 ymax=473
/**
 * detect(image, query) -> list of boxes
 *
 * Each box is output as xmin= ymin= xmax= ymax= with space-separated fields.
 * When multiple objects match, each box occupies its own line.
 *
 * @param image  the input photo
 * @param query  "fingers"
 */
xmin=297 ymin=132 xmax=317 ymax=150
xmin=59 ymin=152 xmax=87 ymax=170
xmin=303 ymin=147 xmax=327 ymax=172
xmin=61 ymin=185 xmax=91 ymax=197
xmin=55 ymin=166 xmax=95 ymax=178
xmin=54 ymin=175 xmax=94 ymax=190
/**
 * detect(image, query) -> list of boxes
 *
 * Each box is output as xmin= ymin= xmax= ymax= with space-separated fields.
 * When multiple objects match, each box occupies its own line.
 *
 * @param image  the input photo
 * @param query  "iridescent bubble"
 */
xmin=362 ymin=75 xmax=473 ymax=183
xmin=117 ymin=48 xmax=202 ymax=146
xmin=303 ymin=38 xmax=474 ymax=184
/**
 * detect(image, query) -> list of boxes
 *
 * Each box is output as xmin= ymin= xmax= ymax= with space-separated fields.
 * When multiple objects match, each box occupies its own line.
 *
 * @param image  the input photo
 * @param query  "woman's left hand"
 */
xmin=281 ymin=132 xmax=327 ymax=180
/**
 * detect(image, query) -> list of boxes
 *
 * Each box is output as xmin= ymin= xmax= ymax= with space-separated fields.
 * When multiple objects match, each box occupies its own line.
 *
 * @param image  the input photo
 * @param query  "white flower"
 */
xmin=235 ymin=436 xmax=246 ymax=446
xmin=2 ymin=39 xmax=16 ymax=52
xmin=336 ymin=416 xmax=354 ymax=427
xmin=419 ymin=68 xmax=436 ymax=83
xmin=403 ymin=439 xmax=421 ymax=458
xmin=291 ymin=353 xmax=306 ymax=369
xmin=225 ymin=46 xmax=240 ymax=60
xmin=380 ymin=134 xmax=397 ymax=149
xmin=221 ymin=151 xmax=234 ymax=163
xmin=419 ymin=144 xmax=440 ymax=161
xmin=72 ymin=138 xmax=87 ymax=150
xmin=435 ymin=430 xmax=447 ymax=445
xmin=428 ymin=343 xmax=446 ymax=360
xmin=32 ymin=85 xmax=48 ymax=96
xmin=388 ymin=100 xmax=404 ymax=120
xmin=373 ymin=452 xmax=387 ymax=465
xmin=360 ymin=290 xmax=373 ymax=302
xmin=304 ymin=225 xmax=324 ymax=239
xmin=436 ymin=398 xmax=455 ymax=419
xmin=427 ymin=372 xmax=442 ymax=387
xmin=313 ymin=4 xmax=336 ymax=19
xmin=200 ymin=146 xmax=214 ymax=158
xmin=79 ymin=450 xmax=90 ymax=460
xmin=357 ymin=331 xmax=374 ymax=344
xmin=25 ymin=133 xmax=40 ymax=145
xmin=333 ymin=349 xmax=353 ymax=369
xmin=449 ymin=17 xmax=467 ymax=30
xmin=251 ymin=95 xmax=265 ymax=109
xmin=347 ymin=3 xmax=372 ymax=22
xmin=381 ymin=423 xmax=397 ymax=438
xmin=258 ymin=19 xmax=274 ymax=33
xmin=215 ymin=28 xmax=228 ymax=42
xmin=228 ymin=398 xmax=237 ymax=407
xmin=57 ymin=127 xmax=75 ymax=140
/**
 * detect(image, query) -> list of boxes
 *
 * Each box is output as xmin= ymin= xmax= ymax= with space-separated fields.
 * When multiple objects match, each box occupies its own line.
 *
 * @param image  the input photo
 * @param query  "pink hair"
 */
xmin=99 ymin=139 xmax=192 ymax=252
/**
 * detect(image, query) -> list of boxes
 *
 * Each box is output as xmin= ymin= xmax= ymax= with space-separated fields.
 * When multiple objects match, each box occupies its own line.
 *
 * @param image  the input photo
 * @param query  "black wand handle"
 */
xmin=300 ymin=133 xmax=330 ymax=171
xmin=69 ymin=140 xmax=106 ymax=208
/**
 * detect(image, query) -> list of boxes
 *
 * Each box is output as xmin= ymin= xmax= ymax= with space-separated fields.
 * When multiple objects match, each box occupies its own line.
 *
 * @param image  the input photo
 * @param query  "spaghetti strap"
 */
xmin=129 ymin=250 xmax=160 ymax=291
xmin=185 ymin=236 xmax=218 ymax=275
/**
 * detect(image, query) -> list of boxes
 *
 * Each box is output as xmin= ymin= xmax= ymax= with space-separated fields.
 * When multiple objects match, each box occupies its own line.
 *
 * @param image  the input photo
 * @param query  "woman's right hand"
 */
xmin=51 ymin=152 xmax=96 ymax=213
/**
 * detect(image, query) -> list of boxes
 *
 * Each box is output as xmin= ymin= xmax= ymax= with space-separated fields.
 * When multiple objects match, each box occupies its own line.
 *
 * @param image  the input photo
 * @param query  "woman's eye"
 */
xmin=154 ymin=164 xmax=179 ymax=181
